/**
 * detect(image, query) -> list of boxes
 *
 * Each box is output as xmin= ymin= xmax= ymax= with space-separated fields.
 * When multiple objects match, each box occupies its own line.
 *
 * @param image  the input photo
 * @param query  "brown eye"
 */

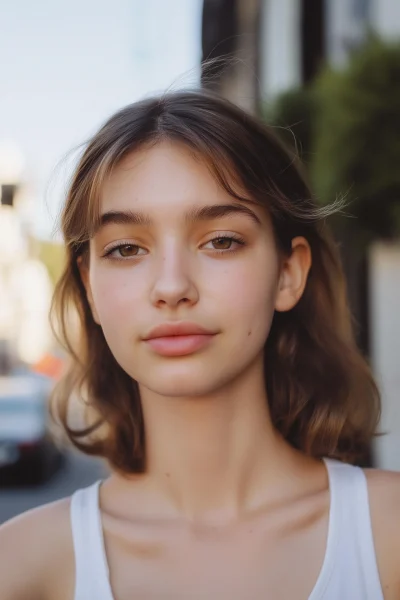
xmin=103 ymin=242 xmax=146 ymax=260
xmin=211 ymin=237 xmax=233 ymax=250
xmin=118 ymin=244 xmax=139 ymax=257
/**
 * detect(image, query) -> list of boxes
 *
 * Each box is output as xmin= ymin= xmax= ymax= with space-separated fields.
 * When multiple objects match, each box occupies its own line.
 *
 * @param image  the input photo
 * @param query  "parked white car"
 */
xmin=0 ymin=374 xmax=63 ymax=485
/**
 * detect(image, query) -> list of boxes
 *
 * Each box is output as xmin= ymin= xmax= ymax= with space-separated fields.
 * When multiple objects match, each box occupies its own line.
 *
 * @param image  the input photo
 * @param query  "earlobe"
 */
xmin=275 ymin=276 xmax=298 ymax=313
xmin=275 ymin=237 xmax=312 ymax=313
xmin=77 ymin=256 xmax=100 ymax=325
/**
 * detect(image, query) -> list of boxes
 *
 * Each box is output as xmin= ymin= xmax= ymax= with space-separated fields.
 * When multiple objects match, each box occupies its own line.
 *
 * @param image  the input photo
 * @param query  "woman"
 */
xmin=1 ymin=90 xmax=399 ymax=599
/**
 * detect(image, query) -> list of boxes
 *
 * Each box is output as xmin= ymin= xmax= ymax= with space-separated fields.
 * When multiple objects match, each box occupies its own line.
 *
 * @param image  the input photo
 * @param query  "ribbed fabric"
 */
xmin=70 ymin=458 xmax=384 ymax=600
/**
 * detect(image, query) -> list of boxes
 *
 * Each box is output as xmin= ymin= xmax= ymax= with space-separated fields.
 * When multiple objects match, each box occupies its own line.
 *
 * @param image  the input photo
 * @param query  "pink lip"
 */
xmin=144 ymin=322 xmax=216 ymax=339
xmin=145 ymin=334 xmax=215 ymax=357
xmin=143 ymin=322 xmax=218 ymax=357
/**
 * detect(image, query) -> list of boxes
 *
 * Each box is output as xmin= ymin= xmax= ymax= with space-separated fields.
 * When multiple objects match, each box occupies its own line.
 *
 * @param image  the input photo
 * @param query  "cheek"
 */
xmin=232 ymin=271 xmax=276 ymax=328
xmin=213 ymin=254 xmax=279 ymax=336
xmin=89 ymin=266 xmax=143 ymax=329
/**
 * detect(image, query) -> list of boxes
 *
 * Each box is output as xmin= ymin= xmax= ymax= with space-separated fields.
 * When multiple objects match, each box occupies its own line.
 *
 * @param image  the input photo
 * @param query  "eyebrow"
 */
xmin=95 ymin=203 xmax=262 ymax=233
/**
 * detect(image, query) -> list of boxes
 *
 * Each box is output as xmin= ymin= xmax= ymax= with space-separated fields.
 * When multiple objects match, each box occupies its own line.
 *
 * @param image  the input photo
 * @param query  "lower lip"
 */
xmin=145 ymin=334 xmax=215 ymax=357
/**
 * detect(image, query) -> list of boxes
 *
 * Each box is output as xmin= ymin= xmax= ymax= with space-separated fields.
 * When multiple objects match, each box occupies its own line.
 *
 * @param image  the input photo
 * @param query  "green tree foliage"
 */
xmin=264 ymin=86 xmax=316 ymax=168
xmin=267 ymin=37 xmax=400 ymax=246
xmin=312 ymin=37 xmax=400 ymax=242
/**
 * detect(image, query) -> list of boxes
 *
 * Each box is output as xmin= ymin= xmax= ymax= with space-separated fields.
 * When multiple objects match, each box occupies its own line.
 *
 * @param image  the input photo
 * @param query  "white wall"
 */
xmin=371 ymin=0 xmax=400 ymax=39
xmin=369 ymin=243 xmax=400 ymax=471
xmin=325 ymin=0 xmax=370 ymax=67
xmin=259 ymin=0 xmax=301 ymax=99
xmin=367 ymin=1 xmax=400 ymax=471
xmin=0 ymin=0 xmax=202 ymax=239
xmin=326 ymin=0 xmax=400 ymax=68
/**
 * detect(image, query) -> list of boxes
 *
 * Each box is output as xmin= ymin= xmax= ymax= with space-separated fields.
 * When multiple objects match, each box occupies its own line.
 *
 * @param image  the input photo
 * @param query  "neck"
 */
xmin=135 ymin=360 xmax=293 ymax=523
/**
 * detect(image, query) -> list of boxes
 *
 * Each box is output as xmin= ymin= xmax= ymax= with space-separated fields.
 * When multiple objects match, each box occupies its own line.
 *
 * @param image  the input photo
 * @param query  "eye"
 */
xmin=103 ymin=243 xmax=146 ymax=259
xmin=210 ymin=237 xmax=234 ymax=250
xmin=202 ymin=234 xmax=245 ymax=252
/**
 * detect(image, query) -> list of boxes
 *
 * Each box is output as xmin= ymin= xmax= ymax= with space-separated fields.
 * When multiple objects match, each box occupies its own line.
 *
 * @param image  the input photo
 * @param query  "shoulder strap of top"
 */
xmin=323 ymin=459 xmax=384 ymax=599
xmin=70 ymin=481 xmax=114 ymax=600
xmin=308 ymin=458 xmax=341 ymax=599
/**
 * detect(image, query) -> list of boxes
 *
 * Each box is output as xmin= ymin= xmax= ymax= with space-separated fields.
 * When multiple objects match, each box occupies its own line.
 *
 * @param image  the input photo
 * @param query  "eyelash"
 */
xmin=102 ymin=233 xmax=246 ymax=261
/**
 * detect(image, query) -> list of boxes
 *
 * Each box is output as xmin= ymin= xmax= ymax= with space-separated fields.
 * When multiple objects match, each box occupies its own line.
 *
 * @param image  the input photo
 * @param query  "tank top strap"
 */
xmin=320 ymin=458 xmax=383 ymax=600
xmin=70 ymin=480 xmax=114 ymax=600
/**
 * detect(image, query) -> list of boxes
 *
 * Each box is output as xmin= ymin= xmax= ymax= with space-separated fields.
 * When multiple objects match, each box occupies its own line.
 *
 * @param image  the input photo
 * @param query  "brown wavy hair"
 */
xmin=50 ymin=89 xmax=381 ymax=473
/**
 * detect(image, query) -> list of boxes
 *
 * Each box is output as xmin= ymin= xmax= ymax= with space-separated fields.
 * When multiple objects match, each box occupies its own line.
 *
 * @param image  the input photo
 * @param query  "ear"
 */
xmin=275 ymin=236 xmax=312 ymax=312
xmin=77 ymin=255 xmax=100 ymax=325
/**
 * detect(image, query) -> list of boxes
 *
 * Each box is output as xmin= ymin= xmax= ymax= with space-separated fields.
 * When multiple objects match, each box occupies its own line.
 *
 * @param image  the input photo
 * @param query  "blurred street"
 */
xmin=0 ymin=449 xmax=109 ymax=524
xmin=0 ymin=0 xmax=399 ymax=541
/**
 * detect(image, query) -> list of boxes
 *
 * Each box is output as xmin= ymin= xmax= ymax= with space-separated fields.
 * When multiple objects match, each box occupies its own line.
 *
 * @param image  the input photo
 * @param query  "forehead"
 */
xmin=99 ymin=141 xmax=261 ymax=220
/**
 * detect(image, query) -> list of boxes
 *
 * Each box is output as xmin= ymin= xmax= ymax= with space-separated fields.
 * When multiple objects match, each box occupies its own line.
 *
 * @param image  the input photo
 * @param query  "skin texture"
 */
xmin=0 ymin=141 xmax=400 ymax=600
xmin=84 ymin=141 xmax=311 ymax=519
xmin=87 ymin=142 xmax=305 ymax=400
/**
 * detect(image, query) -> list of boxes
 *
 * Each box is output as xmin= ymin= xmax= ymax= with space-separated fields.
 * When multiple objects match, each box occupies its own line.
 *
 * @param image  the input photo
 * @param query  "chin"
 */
xmin=133 ymin=362 xmax=229 ymax=398
xmin=139 ymin=376 xmax=218 ymax=399
xmin=137 ymin=361 xmax=252 ymax=400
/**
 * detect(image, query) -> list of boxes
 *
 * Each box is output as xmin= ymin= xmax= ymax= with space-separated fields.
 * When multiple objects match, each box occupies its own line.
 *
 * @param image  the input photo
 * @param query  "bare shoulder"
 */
xmin=364 ymin=467 xmax=400 ymax=598
xmin=0 ymin=497 xmax=74 ymax=600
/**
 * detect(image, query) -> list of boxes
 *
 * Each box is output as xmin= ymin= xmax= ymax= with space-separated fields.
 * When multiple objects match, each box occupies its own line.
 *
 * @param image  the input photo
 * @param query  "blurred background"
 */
xmin=1 ymin=0 xmax=399 ymax=523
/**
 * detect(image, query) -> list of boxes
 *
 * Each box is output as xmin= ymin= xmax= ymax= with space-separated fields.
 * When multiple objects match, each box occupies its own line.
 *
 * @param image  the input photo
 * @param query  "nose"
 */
xmin=149 ymin=241 xmax=199 ymax=309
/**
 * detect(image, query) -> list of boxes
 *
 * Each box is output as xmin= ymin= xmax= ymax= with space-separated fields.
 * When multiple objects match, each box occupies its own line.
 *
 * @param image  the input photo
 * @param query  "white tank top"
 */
xmin=70 ymin=458 xmax=384 ymax=600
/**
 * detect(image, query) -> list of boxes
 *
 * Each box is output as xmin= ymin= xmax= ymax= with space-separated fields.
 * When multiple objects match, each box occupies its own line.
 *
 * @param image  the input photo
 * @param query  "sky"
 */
xmin=0 ymin=0 xmax=203 ymax=240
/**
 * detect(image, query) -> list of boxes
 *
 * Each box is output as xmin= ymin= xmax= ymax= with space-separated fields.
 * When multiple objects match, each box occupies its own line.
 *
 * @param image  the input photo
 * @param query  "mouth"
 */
xmin=144 ymin=333 xmax=216 ymax=357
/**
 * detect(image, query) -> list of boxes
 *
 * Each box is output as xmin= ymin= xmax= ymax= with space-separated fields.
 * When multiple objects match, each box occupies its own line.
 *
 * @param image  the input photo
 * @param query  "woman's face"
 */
xmin=84 ymin=141 xmax=292 ymax=398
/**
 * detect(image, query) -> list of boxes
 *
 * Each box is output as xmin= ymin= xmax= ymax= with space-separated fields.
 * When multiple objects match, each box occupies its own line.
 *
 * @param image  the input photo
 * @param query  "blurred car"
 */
xmin=0 ymin=374 xmax=63 ymax=485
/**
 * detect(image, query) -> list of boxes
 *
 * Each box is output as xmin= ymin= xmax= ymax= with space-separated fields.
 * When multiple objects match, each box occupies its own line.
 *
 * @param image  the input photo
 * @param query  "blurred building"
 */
xmin=0 ymin=144 xmax=53 ymax=370
xmin=202 ymin=0 xmax=400 ymax=106
xmin=202 ymin=0 xmax=400 ymax=470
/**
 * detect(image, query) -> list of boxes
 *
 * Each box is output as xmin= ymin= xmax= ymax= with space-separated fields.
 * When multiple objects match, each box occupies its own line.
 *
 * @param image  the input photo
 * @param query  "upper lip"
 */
xmin=143 ymin=322 xmax=217 ymax=340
